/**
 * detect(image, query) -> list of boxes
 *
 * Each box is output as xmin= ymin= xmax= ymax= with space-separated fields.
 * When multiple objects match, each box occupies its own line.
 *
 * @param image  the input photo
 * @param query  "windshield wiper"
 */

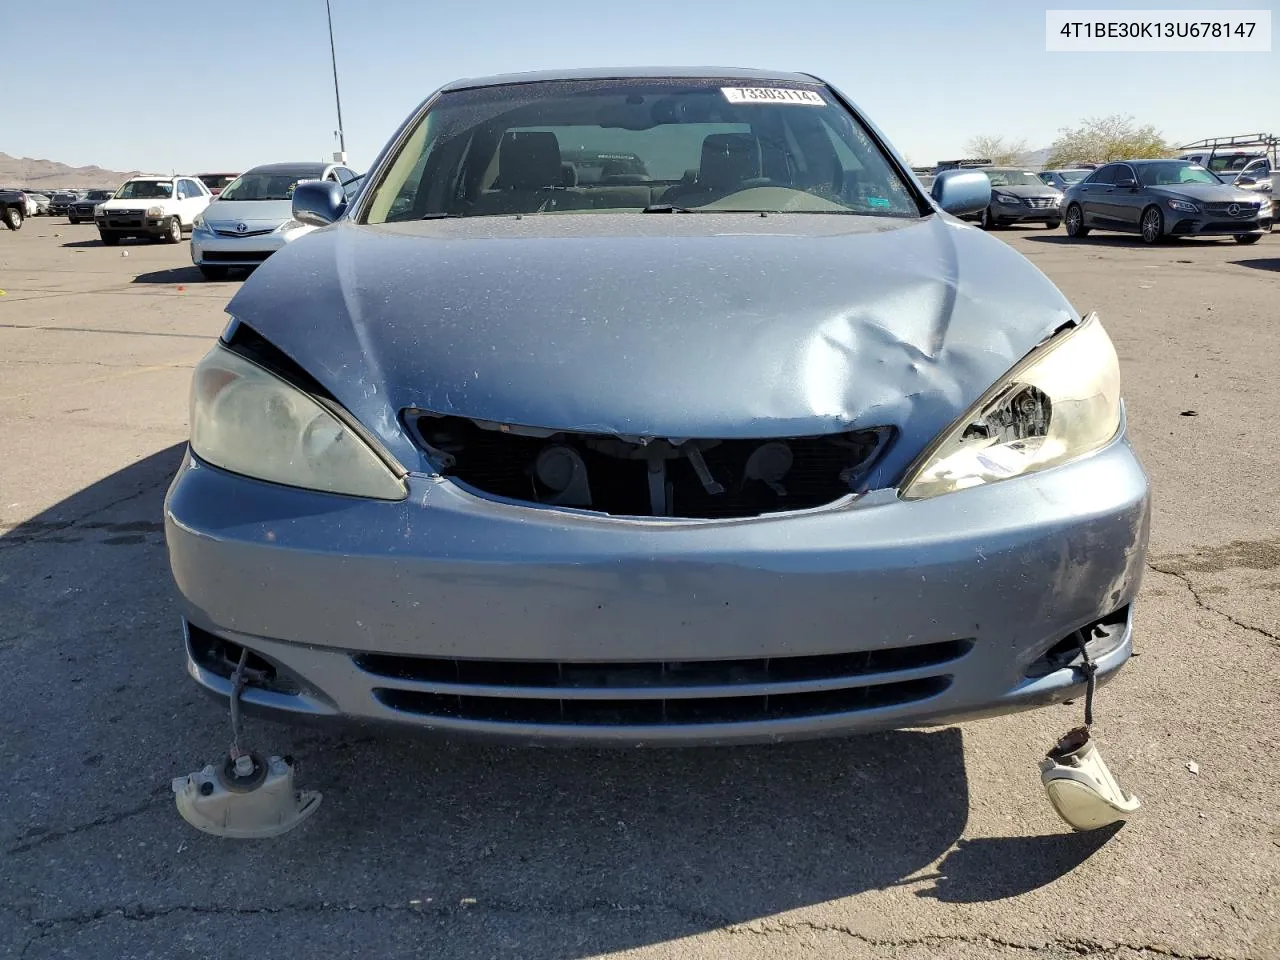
xmin=420 ymin=212 xmax=464 ymax=219
xmin=640 ymin=203 xmax=694 ymax=213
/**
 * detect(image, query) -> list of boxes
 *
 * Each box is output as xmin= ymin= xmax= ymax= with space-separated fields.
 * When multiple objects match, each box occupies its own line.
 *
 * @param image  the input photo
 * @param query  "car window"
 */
xmin=1136 ymin=162 xmax=1222 ymax=187
xmin=983 ymin=169 xmax=1043 ymax=187
xmin=1113 ymin=165 xmax=1136 ymax=184
xmin=177 ymin=180 xmax=193 ymax=198
xmin=1087 ymin=166 xmax=1116 ymax=185
xmin=219 ymin=172 xmax=323 ymax=201
xmin=115 ymin=180 xmax=174 ymax=200
xmin=363 ymin=79 xmax=920 ymax=222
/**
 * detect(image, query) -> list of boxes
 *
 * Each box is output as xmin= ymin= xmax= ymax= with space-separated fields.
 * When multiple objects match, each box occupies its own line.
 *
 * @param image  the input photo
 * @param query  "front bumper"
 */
xmin=165 ymin=432 xmax=1151 ymax=745
xmin=1167 ymin=214 xmax=1272 ymax=237
xmin=190 ymin=228 xmax=296 ymax=267
xmin=96 ymin=213 xmax=176 ymax=236
xmin=991 ymin=198 xmax=1063 ymax=224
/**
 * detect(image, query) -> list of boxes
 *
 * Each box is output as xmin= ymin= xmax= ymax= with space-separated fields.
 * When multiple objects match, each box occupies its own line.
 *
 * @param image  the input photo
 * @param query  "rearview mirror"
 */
xmin=930 ymin=169 xmax=992 ymax=218
xmin=1115 ymin=178 xmax=1137 ymax=189
xmin=1235 ymin=175 xmax=1256 ymax=186
xmin=292 ymin=179 xmax=347 ymax=227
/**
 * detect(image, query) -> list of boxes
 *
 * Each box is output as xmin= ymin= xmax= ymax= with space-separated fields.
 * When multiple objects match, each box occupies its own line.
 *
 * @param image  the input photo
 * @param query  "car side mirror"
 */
xmin=1235 ymin=175 xmax=1256 ymax=186
xmin=292 ymin=179 xmax=347 ymax=227
xmin=930 ymin=169 xmax=992 ymax=218
xmin=1115 ymin=178 xmax=1137 ymax=189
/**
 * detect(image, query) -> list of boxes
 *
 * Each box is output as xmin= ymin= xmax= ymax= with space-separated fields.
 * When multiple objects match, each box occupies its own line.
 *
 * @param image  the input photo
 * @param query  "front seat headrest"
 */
xmin=499 ymin=132 xmax=564 ymax=190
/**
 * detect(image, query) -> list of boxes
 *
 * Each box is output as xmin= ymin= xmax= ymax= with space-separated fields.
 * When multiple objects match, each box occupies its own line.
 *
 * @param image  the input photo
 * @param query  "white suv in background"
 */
xmin=95 ymin=175 xmax=212 ymax=245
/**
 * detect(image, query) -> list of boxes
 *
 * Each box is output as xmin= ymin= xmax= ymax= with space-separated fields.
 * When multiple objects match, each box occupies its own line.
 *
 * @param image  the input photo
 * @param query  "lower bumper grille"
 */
xmin=202 ymin=250 xmax=272 ymax=262
xmin=356 ymin=638 xmax=969 ymax=727
xmin=374 ymin=676 xmax=951 ymax=725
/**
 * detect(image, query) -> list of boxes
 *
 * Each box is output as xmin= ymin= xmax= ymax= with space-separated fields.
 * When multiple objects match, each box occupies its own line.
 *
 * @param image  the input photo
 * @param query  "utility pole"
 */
xmin=325 ymin=0 xmax=347 ymax=164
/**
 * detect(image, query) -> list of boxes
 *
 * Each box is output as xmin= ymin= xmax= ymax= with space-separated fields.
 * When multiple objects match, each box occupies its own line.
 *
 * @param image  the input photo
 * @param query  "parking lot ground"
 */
xmin=2 ymin=220 xmax=1278 ymax=960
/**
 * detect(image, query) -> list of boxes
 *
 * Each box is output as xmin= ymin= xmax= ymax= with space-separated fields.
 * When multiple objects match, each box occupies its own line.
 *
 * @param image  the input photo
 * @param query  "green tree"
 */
xmin=964 ymin=134 xmax=1029 ymax=166
xmin=1046 ymin=115 xmax=1174 ymax=167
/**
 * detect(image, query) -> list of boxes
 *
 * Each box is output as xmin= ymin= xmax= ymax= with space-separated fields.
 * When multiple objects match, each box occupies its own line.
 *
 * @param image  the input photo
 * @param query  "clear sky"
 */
xmin=6 ymin=0 xmax=1275 ymax=173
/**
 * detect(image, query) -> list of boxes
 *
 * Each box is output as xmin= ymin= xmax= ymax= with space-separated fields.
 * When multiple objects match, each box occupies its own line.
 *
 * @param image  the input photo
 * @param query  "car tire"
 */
xmin=1046 ymin=219 xmax=1062 ymax=230
xmin=198 ymin=265 xmax=230 ymax=281
xmin=979 ymin=206 xmax=997 ymax=230
xmin=1064 ymin=203 xmax=1089 ymax=237
xmin=68 ymin=215 xmax=80 ymax=225
xmin=1140 ymin=205 xmax=1164 ymax=244
xmin=3 ymin=206 xmax=23 ymax=230
xmin=99 ymin=231 xmax=119 ymax=246
xmin=164 ymin=216 xmax=183 ymax=244
xmin=1234 ymin=233 xmax=1263 ymax=244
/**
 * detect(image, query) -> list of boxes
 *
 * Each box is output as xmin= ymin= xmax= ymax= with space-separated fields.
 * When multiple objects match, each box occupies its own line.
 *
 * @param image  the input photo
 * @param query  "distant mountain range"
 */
xmin=0 ymin=152 xmax=140 ymax=191
xmin=1013 ymin=147 xmax=1053 ymax=169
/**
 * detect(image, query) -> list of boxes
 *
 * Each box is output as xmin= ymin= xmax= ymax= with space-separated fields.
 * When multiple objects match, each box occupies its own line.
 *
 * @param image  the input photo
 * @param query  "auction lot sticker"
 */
xmin=721 ymin=88 xmax=826 ymax=105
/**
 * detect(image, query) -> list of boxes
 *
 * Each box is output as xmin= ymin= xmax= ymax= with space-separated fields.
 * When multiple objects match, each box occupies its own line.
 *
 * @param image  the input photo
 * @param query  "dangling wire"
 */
xmin=229 ymin=647 xmax=250 ymax=758
xmin=1074 ymin=629 xmax=1097 ymax=729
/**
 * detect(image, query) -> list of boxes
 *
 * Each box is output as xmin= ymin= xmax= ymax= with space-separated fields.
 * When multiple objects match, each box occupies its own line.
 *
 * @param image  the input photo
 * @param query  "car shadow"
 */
xmin=1023 ymin=234 xmax=1239 ymax=248
xmin=132 ymin=265 xmax=210 ymax=284
xmin=0 ymin=448 xmax=1114 ymax=956
xmin=60 ymin=239 xmax=110 ymax=248
xmin=1231 ymin=257 xmax=1280 ymax=272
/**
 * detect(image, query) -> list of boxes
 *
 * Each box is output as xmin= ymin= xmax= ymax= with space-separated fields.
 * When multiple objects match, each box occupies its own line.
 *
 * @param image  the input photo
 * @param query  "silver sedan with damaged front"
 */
xmin=165 ymin=68 xmax=1150 ymax=748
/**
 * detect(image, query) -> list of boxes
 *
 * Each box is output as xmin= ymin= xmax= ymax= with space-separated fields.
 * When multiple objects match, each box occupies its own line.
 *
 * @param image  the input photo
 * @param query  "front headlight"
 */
xmin=900 ymin=314 xmax=1121 ymax=500
xmin=193 ymin=214 xmax=213 ymax=232
xmin=276 ymin=218 xmax=307 ymax=232
xmin=1166 ymin=198 xmax=1200 ymax=213
xmin=93 ymin=204 xmax=106 ymax=216
xmin=190 ymin=344 xmax=407 ymax=500
xmin=994 ymin=193 xmax=1021 ymax=205
xmin=146 ymin=205 xmax=164 ymax=217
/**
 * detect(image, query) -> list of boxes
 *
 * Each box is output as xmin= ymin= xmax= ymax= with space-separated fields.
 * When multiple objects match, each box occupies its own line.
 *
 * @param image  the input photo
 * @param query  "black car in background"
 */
xmin=1 ymin=187 xmax=27 ymax=229
xmin=68 ymin=189 xmax=116 ymax=223
xmin=49 ymin=191 xmax=80 ymax=215
xmin=1063 ymin=159 xmax=1273 ymax=244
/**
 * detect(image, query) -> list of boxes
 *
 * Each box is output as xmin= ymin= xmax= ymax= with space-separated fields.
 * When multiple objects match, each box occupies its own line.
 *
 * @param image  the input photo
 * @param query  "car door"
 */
xmin=183 ymin=179 xmax=211 ymax=222
xmin=1076 ymin=165 xmax=1115 ymax=226
xmin=1106 ymin=163 xmax=1143 ymax=230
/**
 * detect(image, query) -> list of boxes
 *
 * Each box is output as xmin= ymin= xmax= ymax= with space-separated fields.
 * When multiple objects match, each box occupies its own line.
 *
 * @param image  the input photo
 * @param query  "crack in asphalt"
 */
xmin=729 ymin=920 xmax=1239 ymax=959
xmin=7 ymin=904 xmax=1243 ymax=959
xmin=4 ymin=795 xmax=162 ymax=856
xmin=0 ymin=475 xmax=173 ymax=548
xmin=1147 ymin=562 xmax=1280 ymax=645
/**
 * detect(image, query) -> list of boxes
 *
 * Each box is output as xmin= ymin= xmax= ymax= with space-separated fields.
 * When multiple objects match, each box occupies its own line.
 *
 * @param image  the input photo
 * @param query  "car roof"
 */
xmin=440 ymin=66 xmax=820 ymax=92
xmin=240 ymin=162 xmax=331 ymax=176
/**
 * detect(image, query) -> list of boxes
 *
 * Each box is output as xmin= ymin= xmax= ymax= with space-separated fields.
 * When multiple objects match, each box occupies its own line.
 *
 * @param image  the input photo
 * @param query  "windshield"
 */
xmin=1056 ymin=170 xmax=1089 ymax=183
xmin=114 ymin=180 xmax=172 ymax=199
xmin=218 ymin=171 xmax=321 ymax=201
xmin=984 ymin=169 xmax=1043 ymax=187
xmin=1137 ymin=162 xmax=1222 ymax=187
xmin=363 ymin=79 xmax=919 ymax=221
xmin=1206 ymin=155 xmax=1259 ymax=172
xmin=86 ymin=190 xmax=114 ymax=200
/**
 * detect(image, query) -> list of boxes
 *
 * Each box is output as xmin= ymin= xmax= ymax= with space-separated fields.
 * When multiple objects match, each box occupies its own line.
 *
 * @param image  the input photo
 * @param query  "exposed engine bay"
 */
xmin=407 ymin=411 xmax=894 ymax=519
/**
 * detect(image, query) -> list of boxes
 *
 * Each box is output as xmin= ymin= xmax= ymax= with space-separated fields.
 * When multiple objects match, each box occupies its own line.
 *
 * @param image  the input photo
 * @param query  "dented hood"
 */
xmin=227 ymin=213 xmax=1077 ymax=483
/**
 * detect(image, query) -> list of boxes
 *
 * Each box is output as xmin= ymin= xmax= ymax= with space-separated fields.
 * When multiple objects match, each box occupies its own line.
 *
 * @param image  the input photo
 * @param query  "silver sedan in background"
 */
xmin=190 ymin=161 xmax=361 ymax=280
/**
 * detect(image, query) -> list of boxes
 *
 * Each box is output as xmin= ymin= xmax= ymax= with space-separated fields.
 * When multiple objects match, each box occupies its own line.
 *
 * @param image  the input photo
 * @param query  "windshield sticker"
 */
xmin=867 ymin=197 xmax=892 ymax=208
xmin=721 ymin=87 xmax=825 ymax=106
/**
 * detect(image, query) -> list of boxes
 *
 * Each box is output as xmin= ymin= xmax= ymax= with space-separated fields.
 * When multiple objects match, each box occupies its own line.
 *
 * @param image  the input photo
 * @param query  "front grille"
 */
xmin=105 ymin=218 xmax=143 ymax=228
xmin=214 ymin=227 xmax=274 ymax=238
xmin=1201 ymin=221 xmax=1263 ymax=231
xmin=1025 ymin=197 xmax=1060 ymax=209
xmin=1204 ymin=201 xmax=1261 ymax=217
xmin=202 ymin=250 xmax=272 ymax=262
xmin=408 ymin=413 xmax=895 ymax=519
xmin=357 ymin=640 xmax=968 ymax=727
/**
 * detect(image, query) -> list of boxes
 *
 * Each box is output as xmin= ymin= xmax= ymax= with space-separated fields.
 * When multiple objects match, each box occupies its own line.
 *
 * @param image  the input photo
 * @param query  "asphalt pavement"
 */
xmin=1 ymin=220 xmax=1277 ymax=960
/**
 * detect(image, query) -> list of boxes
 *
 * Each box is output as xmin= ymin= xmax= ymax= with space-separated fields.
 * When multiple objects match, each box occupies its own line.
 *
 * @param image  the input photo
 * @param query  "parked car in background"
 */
xmin=25 ymin=193 xmax=52 ymax=216
xmin=972 ymin=167 xmax=1063 ymax=229
xmin=67 ymin=189 xmax=115 ymax=223
xmin=95 ymin=175 xmax=212 ymax=244
xmin=1179 ymin=135 xmax=1278 ymax=196
xmin=1039 ymin=169 xmax=1092 ymax=191
xmin=1063 ymin=159 xmax=1272 ymax=244
xmin=198 ymin=172 xmax=240 ymax=196
xmin=0 ymin=188 xmax=27 ymax=229
xmin=49 ymin=191 xmax=80 ymax=216
xmin=166 ymin=68 xmax=1148 ymax=749
xmin=190 ymin=161 xmax=359 ymax=279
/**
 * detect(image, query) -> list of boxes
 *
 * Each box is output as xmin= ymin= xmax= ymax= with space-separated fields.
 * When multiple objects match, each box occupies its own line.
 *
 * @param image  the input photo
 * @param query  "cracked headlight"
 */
xmin=190 ymin=344 xmax=407 ymax=500
xmin=900 ymin=314 xmax=1121 ymax=500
